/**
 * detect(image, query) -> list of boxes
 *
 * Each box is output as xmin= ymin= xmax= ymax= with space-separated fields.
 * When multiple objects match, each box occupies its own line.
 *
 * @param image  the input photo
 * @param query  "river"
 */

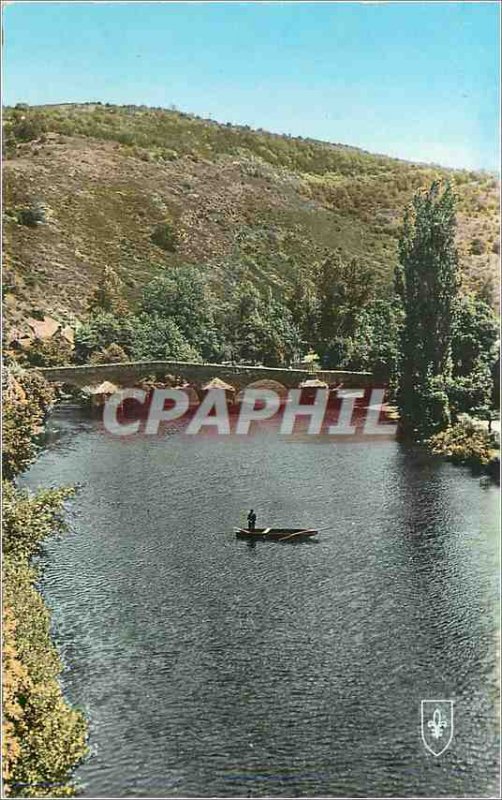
xmin=21 ymin=404 xmax=500 ymax=798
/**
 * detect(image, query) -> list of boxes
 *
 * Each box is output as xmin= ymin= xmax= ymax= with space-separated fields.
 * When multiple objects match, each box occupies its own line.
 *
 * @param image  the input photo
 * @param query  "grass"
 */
xmin=2 ymin=103 xmax=499 ymax=326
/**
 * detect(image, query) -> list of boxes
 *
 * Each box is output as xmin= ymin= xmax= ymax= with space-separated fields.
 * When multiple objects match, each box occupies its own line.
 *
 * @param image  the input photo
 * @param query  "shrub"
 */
xmin=87 ymin=266 xmax=129 ymax=316
xmin=17 ymin=204 xmax=46 ymax=227
xmin=130 ymin=314 xmax=202 ymax=362
xmin=89 ymin=343 xmax=129 ymax=364
xmin=74 ymin=312 xmax=135 ymax=363
xmin=10 ymin=111 xmax=46 ymax=143
xmin=150 ymin=220 xmax=178 ymax=252
xmin=2 ymin=481 xmax=74 ymax=560
xmin=469 ymin=237 xmax=485 ymax=255
xmin=2 ymin=369 xmax=55 ymax=480
xmin=427 ymin=419 xmax=496 ymax=468
xmin=23 ymin=337 xmax=73 ymax=369
xmin=319 ymin=337 xmax=353 ymax=369
xmin=445 ymin=364 xmax=493 ymax=419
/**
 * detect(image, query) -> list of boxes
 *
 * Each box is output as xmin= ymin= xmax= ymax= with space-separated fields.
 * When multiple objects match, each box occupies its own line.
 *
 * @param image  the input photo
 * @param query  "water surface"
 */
xmin=22 ymin=405 xmax=500 ymax=797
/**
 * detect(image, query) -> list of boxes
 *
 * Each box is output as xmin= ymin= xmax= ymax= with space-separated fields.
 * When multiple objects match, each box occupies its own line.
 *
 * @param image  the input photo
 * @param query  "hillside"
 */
xmin=2 ymin=103 xmax=499 ymax=331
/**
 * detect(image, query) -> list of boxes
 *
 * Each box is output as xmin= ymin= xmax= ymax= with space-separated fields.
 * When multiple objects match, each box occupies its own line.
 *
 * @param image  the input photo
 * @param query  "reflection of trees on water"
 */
xmin=383 ymin=443 xmax=498 ymax=700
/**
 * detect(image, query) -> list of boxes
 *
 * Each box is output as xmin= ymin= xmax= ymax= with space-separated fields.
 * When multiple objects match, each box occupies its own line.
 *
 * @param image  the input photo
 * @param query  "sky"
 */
xmin=2 ymin=1 xmax=500 ymax=171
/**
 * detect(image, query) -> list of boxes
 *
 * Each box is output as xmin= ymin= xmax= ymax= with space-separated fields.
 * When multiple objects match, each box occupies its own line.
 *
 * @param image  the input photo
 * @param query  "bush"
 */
xmin=151 ymin=220 xmax=178 ymax=252
xmin=445 ymin=364 xmax=493 ymax=419
xmin=469 ymin=237 xmax=485 ymax=255
xmin=74 ymin=312 xmax=135 ymax=363
xmin=87 ymin=266 xmax=129 ymax=316
xmin=17 ymin=204 xmax=46 ymax=227
xmin=2 ymin=369 xmax=55 ymax=481
xmin=89 ymin=343 xmax=129 ymax=364
xmin=9 ymin=111 xmax=46 ymax=143
xmin=22 ymin=337 xmax=73 ymax=368
xmin=427 ymin=420 xmax=496 ymax=468
xmin=130 ymin=314 xmax=202 ymax=362
xmin=2 ymin=481 xmax=74 ymax=560
xmin=319 ymin=337 xmax=353 ymax=369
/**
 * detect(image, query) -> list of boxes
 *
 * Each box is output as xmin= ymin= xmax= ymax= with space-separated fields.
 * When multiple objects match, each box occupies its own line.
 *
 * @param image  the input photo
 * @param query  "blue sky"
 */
xmin=3 ymin=2 xmax=500 ymax=170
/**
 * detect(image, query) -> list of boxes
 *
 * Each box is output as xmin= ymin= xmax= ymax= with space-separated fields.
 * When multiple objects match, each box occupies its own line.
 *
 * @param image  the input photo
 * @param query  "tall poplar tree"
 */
xmin=396 ymin=181 xmax=459 ymax=437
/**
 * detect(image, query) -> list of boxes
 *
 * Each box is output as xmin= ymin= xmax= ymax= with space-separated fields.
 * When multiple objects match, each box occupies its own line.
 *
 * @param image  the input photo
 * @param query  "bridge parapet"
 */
xmin=35 ymin=360 xmax=373 ymax=390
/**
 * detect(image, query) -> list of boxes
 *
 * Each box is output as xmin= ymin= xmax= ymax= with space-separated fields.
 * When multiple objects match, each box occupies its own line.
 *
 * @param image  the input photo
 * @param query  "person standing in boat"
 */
xmin=247 ymin=509 xmax=257 ymax=531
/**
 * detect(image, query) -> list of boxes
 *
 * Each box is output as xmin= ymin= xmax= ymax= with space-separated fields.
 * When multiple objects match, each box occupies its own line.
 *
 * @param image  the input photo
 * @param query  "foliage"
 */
xmin=89 ymin=342 xmax=129 ymax=364
xmin=21 ymin=337 xmax=74 ymax=369
xmin=2 ymin=481 xmax=74 ymax=560
xmin=2 ymin=367 xmax=87 ymax=795
xmin=317 ymin=254 xmax=375 ymax=347
xmin=319 ymin=336 xmax=353 ymax=370
xmin=130 ymin=314 xmax=202 ymax=362
xmin=396 ymin=181 xmax=460 ymax=437
xmin=17 ymin=204 xmax=46 ymax=227
xmin=1 ymin=103 xmax=481 ymax=192
xmin=87 ymin=266 xmax=129 ymax=316
xmin=2 ymin=369 xmax=55 ymax=480
xmin=151 ymin=220 xmax=178 ymax=252
xmin=2 ymin=483 xmax=87 ymax=796
xmin=3 ymin=103 xmax=499 ymax=337
xmin=445 ymin=362 xmax=494 ymax=420
xmin=139 ymin=266 xmax=223 ymax=360
xmin=451 ymin=294 xmax=499 ymax=376
xmin=3 ymin=109 xmax=46 ymax=155
xmin=345 ymin=298 xmax=403 ymax=382
xmin=410 ymin=375 xmax=451 ymax=440
xmin=286 ymin=275 xmax=321 ymax=345
xmin=427 ymin=419 xmax=496 ymax=469
xmin=74 ymin=312 xmax=136 ymax=363
xmin=221 ymin=282 xmax=303 ymax=366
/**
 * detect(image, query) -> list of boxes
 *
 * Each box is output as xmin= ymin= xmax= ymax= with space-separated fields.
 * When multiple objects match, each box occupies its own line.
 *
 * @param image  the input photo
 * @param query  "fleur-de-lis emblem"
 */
xmin=421 ymin=700 xmax=454 ymax=756
xmin=427 ymin=707 xmax=447 ymax=739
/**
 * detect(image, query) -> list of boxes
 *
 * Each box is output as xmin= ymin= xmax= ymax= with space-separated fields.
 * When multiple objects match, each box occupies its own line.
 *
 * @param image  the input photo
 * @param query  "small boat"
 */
xmin=234 ymin=527 xmax=318 ymax=541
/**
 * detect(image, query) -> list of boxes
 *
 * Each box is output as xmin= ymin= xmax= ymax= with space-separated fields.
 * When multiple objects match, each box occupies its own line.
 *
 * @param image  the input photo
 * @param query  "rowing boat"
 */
xmin=234 ymin=527 xmax=318 ymax=541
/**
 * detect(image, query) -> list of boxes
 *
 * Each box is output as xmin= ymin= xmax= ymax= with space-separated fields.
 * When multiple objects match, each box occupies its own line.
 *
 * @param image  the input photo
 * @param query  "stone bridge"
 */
xmin=36 ymin=360 xmax=373 ymax=391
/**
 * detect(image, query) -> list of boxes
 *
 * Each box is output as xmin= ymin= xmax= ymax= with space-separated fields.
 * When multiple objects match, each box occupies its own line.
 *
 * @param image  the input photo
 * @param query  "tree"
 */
xmin=348 ymin=298 xmax=403 ymax=383
xmin=445 ymin=363 xmax=494 ymax=420
xmin=89 ymin=343 xmax=129 ymax=364
xmin=396 ymin=181 xmax=460 ymax=437
xmin=2 ymin=370 xmax=55 ymax=481
xmin=74 ymin=312 xmax=135 ymax=363
xmin=451 ymin=294 xmax=499 ymax=376
xmin=130 ymin=314 xmax=201 ymax=362
xmin=139 ymin=266 xmax=222 ymax=360
xmin=223 ymin=283 xmax=303 ymax=366
xmin=445 ymin=294 xmax=498 ymax=421
xmin=286 ymin=275 xmax=320 ymax=347
xmin=316 ymin=253 xmax=374 ymax=362
xmin=87 ymin=266 xmax=129 ymax=316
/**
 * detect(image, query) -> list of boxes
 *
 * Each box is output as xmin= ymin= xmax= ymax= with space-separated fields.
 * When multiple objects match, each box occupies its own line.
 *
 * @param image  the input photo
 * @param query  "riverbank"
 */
xmin=2 ymin=368 xmax=88 ymax=797
xmin=427 ymin=416 xmax=500 ymax=483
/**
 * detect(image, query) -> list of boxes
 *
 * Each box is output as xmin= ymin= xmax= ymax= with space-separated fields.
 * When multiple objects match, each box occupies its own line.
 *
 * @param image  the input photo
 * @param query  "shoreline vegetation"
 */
xmin=426 ymin=416 xmax=500 ymax=483
xmin=2 ymin=368 xmax=88 ymax=797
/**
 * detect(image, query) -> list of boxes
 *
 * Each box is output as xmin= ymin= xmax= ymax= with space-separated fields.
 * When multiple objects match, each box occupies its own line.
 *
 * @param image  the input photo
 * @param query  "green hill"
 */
xmin=3 ymin=103 xmax=499 ymax=330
